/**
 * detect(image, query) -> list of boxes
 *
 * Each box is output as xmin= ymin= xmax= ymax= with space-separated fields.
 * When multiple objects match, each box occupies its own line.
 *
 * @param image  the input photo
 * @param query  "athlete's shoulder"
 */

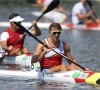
xmin=4 ymin=28 xmax=10 ymax=32
xmin=73 ymin=2 xmax=82 ymax=8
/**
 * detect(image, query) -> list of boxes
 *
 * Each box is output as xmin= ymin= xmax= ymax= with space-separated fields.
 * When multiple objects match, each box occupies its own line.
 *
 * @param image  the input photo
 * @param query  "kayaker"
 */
xmin=43 ymin=0 xmax=70 ymax=23
xmin=72 ymin=0 xmax=100 ymax=24
xmin=32 ymin=0 xmax=70 ymax=23
xmin=31 ymin=22 xmax=90 ymax=72
xmin=0 ymin=13 xmax=41 ymax=56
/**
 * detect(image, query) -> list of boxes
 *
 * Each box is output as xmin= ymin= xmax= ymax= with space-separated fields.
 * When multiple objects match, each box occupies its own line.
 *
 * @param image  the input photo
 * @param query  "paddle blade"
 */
xmin=36 ymin=0 xmax=60 ymax=22
xmin=87 ymin=0 xmax=92 ymax=9
xmin=96 ymin=78 xmax=100 ymax=84
xmin=87 ymin=0 xmax=97 ymax=18
xmin=28 ymin=0 xmax=60 ymax=30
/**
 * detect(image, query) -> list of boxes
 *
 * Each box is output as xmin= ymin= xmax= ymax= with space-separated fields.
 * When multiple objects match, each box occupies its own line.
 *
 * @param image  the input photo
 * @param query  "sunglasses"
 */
xmin=51 ymin=32 xmax=61 ymax=35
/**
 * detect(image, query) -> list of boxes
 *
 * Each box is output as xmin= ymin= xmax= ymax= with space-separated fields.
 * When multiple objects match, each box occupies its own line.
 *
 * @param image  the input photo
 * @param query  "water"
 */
xmin=0 ymin=0 xmax=100 ymax=90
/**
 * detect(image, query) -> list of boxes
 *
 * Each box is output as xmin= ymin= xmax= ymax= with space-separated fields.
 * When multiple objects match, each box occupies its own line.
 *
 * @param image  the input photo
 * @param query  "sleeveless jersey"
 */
xmin=5 ymin=28 xmax=25 ymax=49
xmin=40 ymin=39 xmax=64 ymax=69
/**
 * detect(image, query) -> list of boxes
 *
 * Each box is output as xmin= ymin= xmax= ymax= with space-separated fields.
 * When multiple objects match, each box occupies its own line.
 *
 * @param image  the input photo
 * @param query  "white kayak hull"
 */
xmin=0 ymin=70 xmax=100 ymax=85
xmin=32 ymin=11 xmax=67 ymax=23
xmin=0 ymin=52 xmax=40 ymax=71
xmin=2 ymin=54 xmax=32 ymax=66
xmin=0 ymin=70 xmax=81 ymax=83
xmin=0 ymin=52 xmax=100 ymax=85
xmin=1 ymin=22 xmax=100 ymax=31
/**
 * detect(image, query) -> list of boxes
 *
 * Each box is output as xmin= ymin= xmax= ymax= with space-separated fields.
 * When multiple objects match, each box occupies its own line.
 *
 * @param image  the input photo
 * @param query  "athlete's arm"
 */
xmin=77 ymin=10 xmax=94 ymax=19
xmin=57 ymin=5 xmax=67 ymax=15
xmin=63 ymin=41 xmax=76 ymax=64
xmin=0 ymin=32 xmax=9 ymax=51
xmin=64 ymin=41 xmax=90 ymax=71
xmin=31 ymin=40 xmax=51 ymax=63
xmin=30 ymin=20 xmax=41 ymax=36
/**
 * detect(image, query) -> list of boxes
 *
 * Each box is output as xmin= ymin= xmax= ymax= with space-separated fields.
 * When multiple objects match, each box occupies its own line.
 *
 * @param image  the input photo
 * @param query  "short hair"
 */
xmin=9 ymin=13 xmax=19 ymax=20
xmin=49 ymin=22 xmax=62 ymax=31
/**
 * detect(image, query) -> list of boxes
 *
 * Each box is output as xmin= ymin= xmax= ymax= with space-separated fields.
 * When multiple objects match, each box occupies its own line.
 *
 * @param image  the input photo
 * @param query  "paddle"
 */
xmin=14 ymin=22 xmax=85 ymax=71
xmin=0 ymin=0 xmax=60 ymax=64
xmin=87 ymin=0 xmax=97 ymax=18
xmin=14 ymin=0 xmax=60 ymax=44
xmin=28 ymin=0 xmax=60 ymax=30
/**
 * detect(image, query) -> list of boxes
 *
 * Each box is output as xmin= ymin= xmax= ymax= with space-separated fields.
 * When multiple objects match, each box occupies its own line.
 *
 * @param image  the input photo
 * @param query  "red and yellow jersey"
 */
xmin=40 ymin=39 xmax=64 ymax=69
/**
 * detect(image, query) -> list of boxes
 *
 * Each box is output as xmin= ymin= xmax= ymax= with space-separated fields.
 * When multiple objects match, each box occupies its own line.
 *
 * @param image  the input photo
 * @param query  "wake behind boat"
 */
xmin=1 ymin=22 xmax=100 ymax=31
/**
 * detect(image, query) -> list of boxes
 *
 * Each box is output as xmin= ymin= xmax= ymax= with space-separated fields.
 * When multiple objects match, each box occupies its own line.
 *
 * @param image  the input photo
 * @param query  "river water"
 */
xmin=0 ymin=0 xmax=100 ymax=90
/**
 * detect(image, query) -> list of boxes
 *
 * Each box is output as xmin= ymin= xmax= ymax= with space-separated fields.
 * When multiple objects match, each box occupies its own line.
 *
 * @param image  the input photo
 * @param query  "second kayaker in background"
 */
xmin=72 ymin=0 xmax=100 ymax=24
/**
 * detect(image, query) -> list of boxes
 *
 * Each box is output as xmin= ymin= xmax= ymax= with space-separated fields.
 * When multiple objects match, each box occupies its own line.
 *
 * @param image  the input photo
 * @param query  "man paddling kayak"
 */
xmin=31 ymin=22 xmax=90 ymax=72
xmin=0 ymin=13 xmax=41 ymax=56
xmin=72 ymin=0 xmax=100 ymax=24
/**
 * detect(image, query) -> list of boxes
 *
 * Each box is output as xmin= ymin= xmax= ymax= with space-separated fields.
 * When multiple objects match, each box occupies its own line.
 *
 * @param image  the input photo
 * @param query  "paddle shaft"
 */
xmin=87 ymin=0 xmax=97 ymax=18
xmin=28 ymin=0 xmax=60 ymax=30
xmin=14 ymin=22 xmax=85 ymax=71
xmin=52 ymin=49 xmax=85 ymax=70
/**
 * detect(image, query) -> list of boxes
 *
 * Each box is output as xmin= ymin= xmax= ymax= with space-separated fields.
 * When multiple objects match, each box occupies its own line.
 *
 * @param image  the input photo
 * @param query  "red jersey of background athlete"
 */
xmin=5 ymin=28 xmax=25 ymax=49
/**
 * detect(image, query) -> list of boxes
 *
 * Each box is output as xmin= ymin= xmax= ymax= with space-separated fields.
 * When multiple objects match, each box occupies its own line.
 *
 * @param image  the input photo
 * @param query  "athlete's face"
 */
xmin=49 ymin=27 xmax=61 ymax=41
xmin=11 ymin=22 xmax=21 ymax=30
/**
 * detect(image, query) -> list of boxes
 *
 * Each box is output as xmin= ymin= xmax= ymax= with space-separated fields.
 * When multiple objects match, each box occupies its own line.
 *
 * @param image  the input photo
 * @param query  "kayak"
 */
xmin=1 ymin=54 xmax=32 ymax=66
xmin=32 ymin=11 xmax=67 ymax=23
xmin=0 ymin=53 xmax=40 ymax=71
xmin=0 ymin=52 xmax=100 ymax=85
xmin=0 ymin=69 xmax=100 ymax=85
xmin=1 ymin=22 xmax=100 ymax=31
xmin=0 ymin=48 xmax=40 ymax=70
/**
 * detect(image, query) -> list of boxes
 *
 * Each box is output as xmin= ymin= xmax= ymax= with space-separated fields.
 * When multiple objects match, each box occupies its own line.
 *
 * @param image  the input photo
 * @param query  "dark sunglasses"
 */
xmin=51 ymin=32 xmax=61 ymax=35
